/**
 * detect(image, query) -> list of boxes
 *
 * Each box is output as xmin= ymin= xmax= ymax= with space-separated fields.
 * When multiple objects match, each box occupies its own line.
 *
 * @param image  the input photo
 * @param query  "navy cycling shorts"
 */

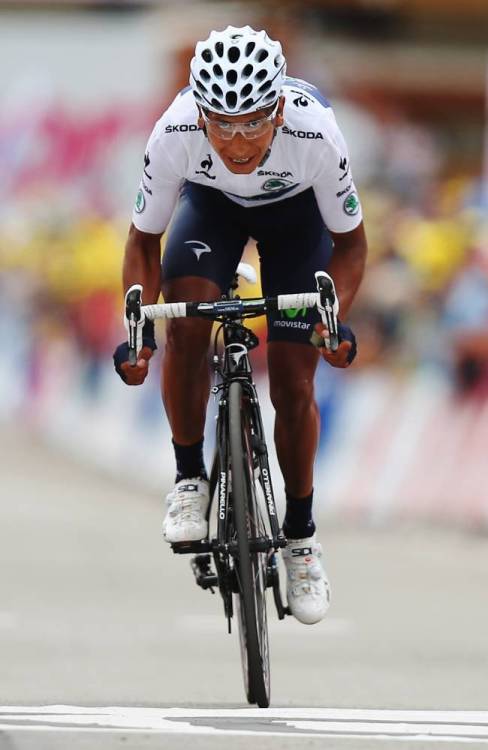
xmin=161 ymin=181 xmax=333 ymax=344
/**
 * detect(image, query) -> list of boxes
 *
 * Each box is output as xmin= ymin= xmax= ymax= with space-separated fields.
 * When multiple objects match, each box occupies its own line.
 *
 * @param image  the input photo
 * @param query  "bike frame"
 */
xmin=210 ymin=317 xmax=285 ymax=556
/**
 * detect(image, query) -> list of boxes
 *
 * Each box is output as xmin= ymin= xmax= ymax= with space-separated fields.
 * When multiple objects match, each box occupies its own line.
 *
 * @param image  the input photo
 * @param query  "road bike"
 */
xmin=125 ymin=265 xmax=338 ymax=708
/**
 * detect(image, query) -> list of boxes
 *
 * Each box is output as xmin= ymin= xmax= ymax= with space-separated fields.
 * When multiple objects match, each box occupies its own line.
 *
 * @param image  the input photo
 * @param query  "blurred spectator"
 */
xmin=443 ymin=246 xmax=488 ymax=397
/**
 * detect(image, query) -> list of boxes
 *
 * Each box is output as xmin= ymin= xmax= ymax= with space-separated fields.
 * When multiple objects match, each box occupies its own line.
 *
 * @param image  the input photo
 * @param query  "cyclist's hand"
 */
xmin=114 ymin=343 xmax=154 ymax=385
xmin=113 ymin=319 xmax=157 ymax=385
xmin=314 ymin=321 xmax=357 ymax=368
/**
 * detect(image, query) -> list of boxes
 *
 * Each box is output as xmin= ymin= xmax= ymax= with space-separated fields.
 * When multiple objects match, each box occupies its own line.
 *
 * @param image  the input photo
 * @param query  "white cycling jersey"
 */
xmin=132 ymin=77 xmax=363 ymax=235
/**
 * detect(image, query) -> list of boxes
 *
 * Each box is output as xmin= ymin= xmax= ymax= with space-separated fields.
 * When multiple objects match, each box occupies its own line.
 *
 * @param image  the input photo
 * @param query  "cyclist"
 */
xmin=114 ymin=26 xmax=367 ymax=625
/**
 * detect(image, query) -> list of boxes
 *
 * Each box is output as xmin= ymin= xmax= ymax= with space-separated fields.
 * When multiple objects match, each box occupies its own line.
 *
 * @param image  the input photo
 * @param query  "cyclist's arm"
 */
xmin=310 ymin=221 xmax=366 ymax=369
xmin=113 ymin=224 xmax=162 ymax=385
xmin=327 ymin=221 xmax=367 ymax=318
xmin=309 ymin=108 xmax=367 ymax=316
xmin=122 ymin=223 xmax=163 ymax=303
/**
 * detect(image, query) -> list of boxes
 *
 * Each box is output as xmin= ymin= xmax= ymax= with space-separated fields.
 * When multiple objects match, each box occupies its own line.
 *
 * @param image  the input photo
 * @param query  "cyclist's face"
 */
xmin=198 ymin=97 xmax=284 ymax=174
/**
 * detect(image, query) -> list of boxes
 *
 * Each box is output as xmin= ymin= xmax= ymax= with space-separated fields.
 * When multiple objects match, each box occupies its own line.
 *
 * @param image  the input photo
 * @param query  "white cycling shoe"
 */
xmin=163 ymin=477 xmax=209 ymax=543
xmin=282 ymin=534 xmax=331 ymax=625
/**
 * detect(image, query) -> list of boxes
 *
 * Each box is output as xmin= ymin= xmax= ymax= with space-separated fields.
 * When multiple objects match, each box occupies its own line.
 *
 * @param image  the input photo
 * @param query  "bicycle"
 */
xmin=125 ymin=265 xmax=339 ymax=708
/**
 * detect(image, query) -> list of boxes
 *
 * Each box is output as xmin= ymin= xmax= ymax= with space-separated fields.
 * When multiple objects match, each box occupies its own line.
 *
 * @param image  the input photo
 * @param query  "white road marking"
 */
xmin=1 ymin=707 xmax=488 ymax=742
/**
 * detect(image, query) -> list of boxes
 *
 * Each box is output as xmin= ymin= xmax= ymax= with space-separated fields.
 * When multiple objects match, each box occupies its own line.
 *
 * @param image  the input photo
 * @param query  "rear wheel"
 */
xmin=229 ymin=380 xmax=270 ymax=708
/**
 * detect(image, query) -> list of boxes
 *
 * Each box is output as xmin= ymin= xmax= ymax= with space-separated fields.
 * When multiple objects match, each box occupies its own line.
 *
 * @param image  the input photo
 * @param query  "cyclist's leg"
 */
xmin=161 ymin=181 xmax=247 ymax=448
xmin=267 ymin=342 xmax=319 ymax=498
xmin=161 ymin=183 xmax=247 ymax=542
xmin=250 ymin=188 xmax=333 ymax=499
xmin=249 ymin=189 xmax=333 ymax=622
xmin=161 ymin=276 xmax=219 ymax=447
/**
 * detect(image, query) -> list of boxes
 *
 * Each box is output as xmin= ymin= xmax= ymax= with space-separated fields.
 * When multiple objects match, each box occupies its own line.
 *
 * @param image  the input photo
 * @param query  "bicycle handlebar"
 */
xmin=141 ymin=291 xmax=321 ymax=322
xmin=124 ymin=271 xmax=340 ymax=361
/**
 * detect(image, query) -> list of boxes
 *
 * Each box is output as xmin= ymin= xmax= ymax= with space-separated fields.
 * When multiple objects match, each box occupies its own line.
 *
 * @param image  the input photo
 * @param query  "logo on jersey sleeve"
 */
xmin=343 ymin=192 xmax=360 ymax=216
xmin=293 ymin=95 xmax=309 ymax=108
xmin=339 ymin=156 xmax=350 ymax=181
xmin=144 ymin=152 xmax=152 ymax=180
xmin=291 ymin=89 xmax=314 ymax=108
xmin=141 ymin=152 xmax=153 ymax=194
xmin=134 ymin=189 xmax=145 ymax=214
xmin=195 ymin=153 xmax=215 ymax=180
xmin=336 ymin=181 xmax=352 ymax=198
xmin=262 ymin=178 xmax=294 ymax=192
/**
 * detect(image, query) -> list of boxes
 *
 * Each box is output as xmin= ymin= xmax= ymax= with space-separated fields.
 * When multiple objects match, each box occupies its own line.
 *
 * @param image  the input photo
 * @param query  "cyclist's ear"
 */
xmin=275 ymin=95 xmax=285 ymax=127
xmin=197 ymin=106 xmax=207 ymax=135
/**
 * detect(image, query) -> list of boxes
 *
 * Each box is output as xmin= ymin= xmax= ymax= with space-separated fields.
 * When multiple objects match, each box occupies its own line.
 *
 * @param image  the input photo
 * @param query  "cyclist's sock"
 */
xmin=173 ymin=438 xmax=208 ymax=482
xmin=282 ymin=490 xmax=315 ymax=539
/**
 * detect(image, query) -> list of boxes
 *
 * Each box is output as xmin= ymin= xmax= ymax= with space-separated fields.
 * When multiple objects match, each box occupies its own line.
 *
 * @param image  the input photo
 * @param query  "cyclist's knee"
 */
xmin=268 ymin=342 xmax=318 ymax=418
xmin=165 ymin=317 xmax=212 ymax=359
xmin=162 ymin=275 xmax=220 ymax=359
xmin=270 ymin=375 xmax=316 ymax=420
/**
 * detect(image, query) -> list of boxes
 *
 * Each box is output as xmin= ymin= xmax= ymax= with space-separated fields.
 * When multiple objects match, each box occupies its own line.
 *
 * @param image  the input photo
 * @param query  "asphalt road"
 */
xmin=1 ymin=427 xmax=488 ymax=749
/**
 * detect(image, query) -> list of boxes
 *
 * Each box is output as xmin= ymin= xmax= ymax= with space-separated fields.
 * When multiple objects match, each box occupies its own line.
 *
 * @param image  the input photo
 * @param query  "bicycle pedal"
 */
xmin=170 ymin=540 xmax=211 ymax=554
xmin=190 ymin=554 xmax=218 ymax=591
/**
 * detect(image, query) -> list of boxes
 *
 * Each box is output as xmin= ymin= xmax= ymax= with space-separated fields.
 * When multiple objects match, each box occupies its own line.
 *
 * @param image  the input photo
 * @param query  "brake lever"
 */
xmin=124 ymin=284 xmax=144 ymax=365
xmin=310 ymin=271 xmax=339 ymax=352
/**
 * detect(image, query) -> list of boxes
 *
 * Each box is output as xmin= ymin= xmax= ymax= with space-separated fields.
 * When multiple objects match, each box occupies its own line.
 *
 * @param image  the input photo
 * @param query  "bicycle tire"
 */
xmin=229 ymin=380 xmax=270 ymax=708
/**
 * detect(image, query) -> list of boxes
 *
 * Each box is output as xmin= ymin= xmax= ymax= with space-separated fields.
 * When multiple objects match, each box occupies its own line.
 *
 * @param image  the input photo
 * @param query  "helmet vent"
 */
xmin=258 ymin=80 xmax=272 ymax=93
xmin=242 ymin=98 xmax=255 ymax=110
xmin=256 ymin=49 xmax=269 ymax=63
xmin=245 ymin=42 xmax=256 ymax=56
xmin=196 ymin=80 xmax=208 ymax=93
xmin=215 ymin=41 xmax=224 ymax=57
xmin=242 ymin=64 xmax=254 ymax=78
xmin=255 ymin=68 xmax=267 ymax=81
xmin=226 ymin=69 xmax=238 ymax=85
xmin=213 ymin=64 xmax=223 ymax=78
xmin=240 ymin=83 xmax=252 ymax=98
xmin=264 ymin=91 xmax=276 ymax=102
xmin=201 ymin=48 xmax=213 ymax=63
xmin=228 ymin=46 xmax=240 ymax=63
xmin=211 ymin=98 xmax=223 ymax=110
xmin=200 ymin=69 xmax=211 ymax=81
xmin=226 ymin=91 xmax=237 ymax=109
xmin=212 ymin=83 xmax=223 ymax=96
xmin=274 ymin=55 xmax=282 ymax=67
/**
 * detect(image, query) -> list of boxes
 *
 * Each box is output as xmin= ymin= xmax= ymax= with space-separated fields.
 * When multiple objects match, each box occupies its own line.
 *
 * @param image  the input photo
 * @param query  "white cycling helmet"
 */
xmin=190 ymin=25 xmax=286 ymax=115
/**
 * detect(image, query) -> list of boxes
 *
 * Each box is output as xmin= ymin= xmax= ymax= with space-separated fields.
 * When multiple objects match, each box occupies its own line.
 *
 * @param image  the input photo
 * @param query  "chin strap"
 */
xmin=258 ymin=127 xmax=279 ymax=167
xmin=258 ymin=147 xmax=271 ymax=167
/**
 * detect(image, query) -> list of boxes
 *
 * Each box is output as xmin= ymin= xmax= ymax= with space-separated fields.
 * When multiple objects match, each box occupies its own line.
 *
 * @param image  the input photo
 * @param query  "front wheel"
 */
xmin=229 ymin=380 xmax=270 ymax=708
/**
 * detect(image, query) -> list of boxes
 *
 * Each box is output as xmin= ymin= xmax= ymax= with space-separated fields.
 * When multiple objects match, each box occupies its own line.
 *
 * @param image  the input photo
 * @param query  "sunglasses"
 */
xmin=201 ymin=102 xmax=279 ymax=141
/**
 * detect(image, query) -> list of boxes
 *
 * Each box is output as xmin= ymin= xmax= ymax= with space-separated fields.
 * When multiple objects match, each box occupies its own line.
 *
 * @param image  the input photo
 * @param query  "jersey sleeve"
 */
xmin=312 ymin=110 xmax=363 ymax=234
xmin=131 ymin=120 xmax=184 ymax=234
